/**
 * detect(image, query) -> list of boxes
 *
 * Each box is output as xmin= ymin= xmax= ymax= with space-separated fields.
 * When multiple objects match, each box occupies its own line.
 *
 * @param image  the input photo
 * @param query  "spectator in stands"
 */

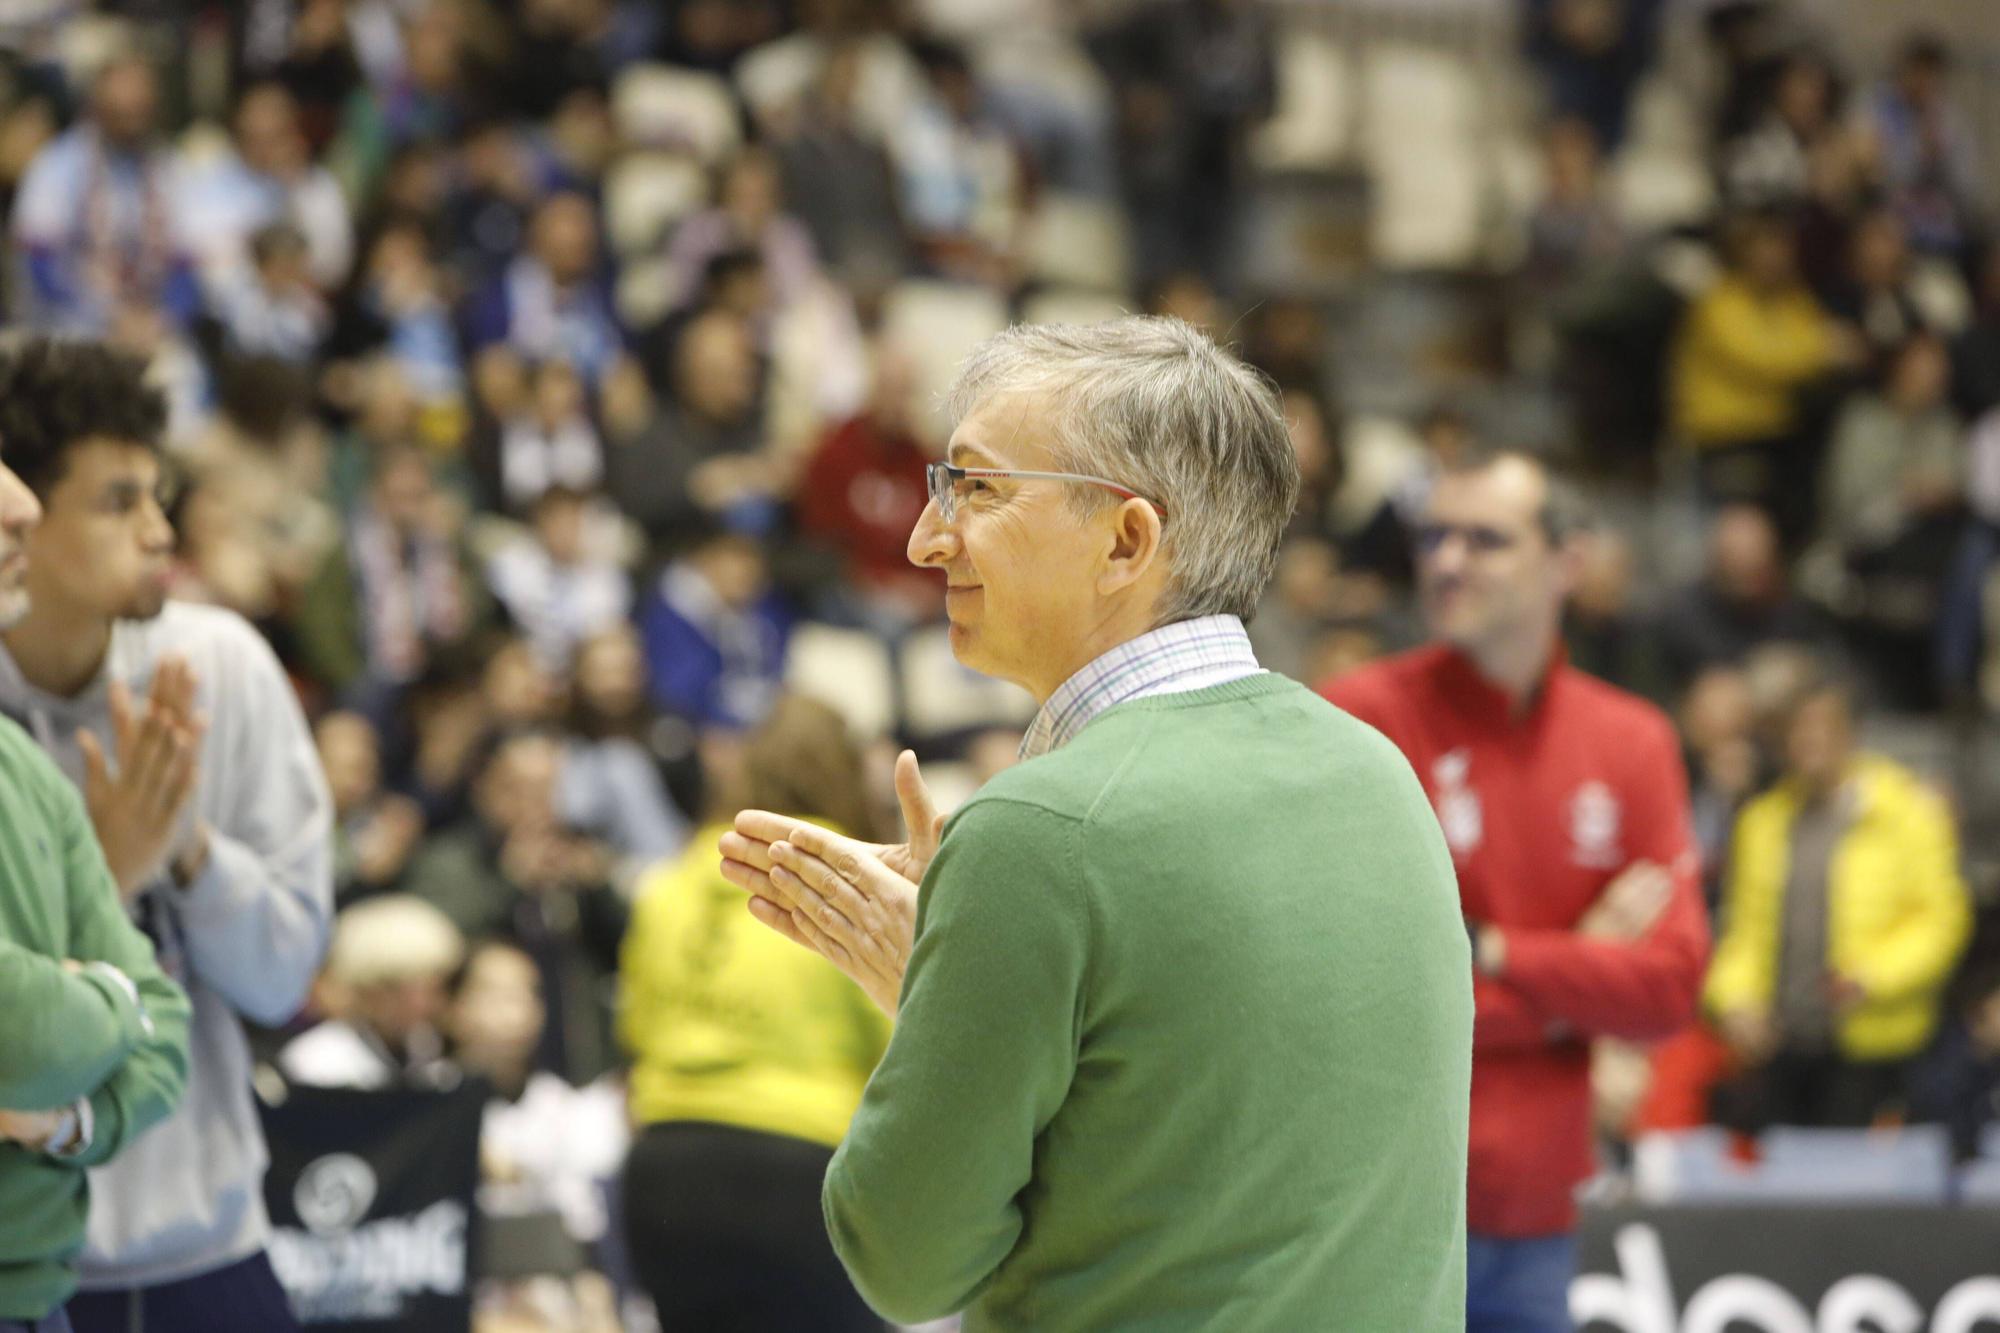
xmin=665 ymin=145 xmax=822 ymax=320
xmin=327 ymin=225 xmax=468 ymax=440
xmin=184 ymin=357 xmax=339 ymax=611
xmin=1818 ymin=331 xmax=1965 ymax=706
xmin=1097 ymin=0 xmax=1274 ymax=290
xmin=1938 ymin=406 xmax=2000 ymax=706
xmin=1673 ymin=209 xmax=1861 ymax=545
xmin=1820 ymin=209 xmax=1932 ymax=374
xmin=317 ymin=710 xmax=425 ymax=909
xmin=295 ymin=442 xmax=492 ymax=718
xmin=464 ymin=191 xmax=636 ymax=418
xmin=403 ymin=729 xmax=628 ymax=1085
xmin=470 ymin=359 xmax=606 ymax=514
xmin=619 ymin=694 xmax=889 ymax=1332
xmin=280 ymin=893 xmax=464 ymax=1089
xmin=486 ymin=485 xmax=630 ymax=673
xmin=1678 ymin=665 xmax=1764 ymax=914
xmin=215 ymin=223 xmax=331 ymax=365
xmin=1706 ymin=673 xmax=1971 ymax=1130
xmin=610 ymin=307 xmax=771 ymax=536
xmin=0 ymin=431 xmax=190 ymax=1333
xmin=1564 ymin=527 xmax=1653 ymax=696
xmin=1523 ymin=0 xmax=1663 ymax=155
xmin=639 ymin=522 xmax=792 ymax=731
xmin=1655 ymin=504 xmax=1823 ymax=695
xmin=1721 ymin=49 xmax=1842 ymax=210
xmin=796 ymin=340 xmax=936 ymax=628
xmin=1909 ymin=899 xmax=2000 ymax=1160
xmin=1523 ymin=116 xmax=1626 ymax=291
xmin=1953 ymin=241 xmax=2000 ymax=420
xmin=180 ymin=82 xmax=355 ymax=302
xmin=447 ymin=938 xmax=627 ymax=1249
xmin=568 ymin=621 xmax=700 ymax=822
xmin=9 ymin=55 xmax=200 ymax=341
xmin=1863 ymin=31 xmax=1987 ymax=259
xmin=893 ymin=37 xmax=1026 ymax=286
xmin=328 ymin=0 xmax=471 ymax=204
xmin=773 ymin=39 xmax=909 ymax=284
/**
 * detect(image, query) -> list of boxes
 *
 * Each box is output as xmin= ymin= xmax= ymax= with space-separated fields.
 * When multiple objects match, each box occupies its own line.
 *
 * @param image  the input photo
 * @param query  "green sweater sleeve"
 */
xmin=823 ymin=798 xmax=1090 ymax=1324
xmin=55 ymin=779 xmax=190 ymax=1167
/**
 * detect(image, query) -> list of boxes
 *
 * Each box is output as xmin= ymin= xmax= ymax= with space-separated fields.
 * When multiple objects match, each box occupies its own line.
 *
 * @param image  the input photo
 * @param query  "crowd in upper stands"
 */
xmin=2 ymin=0 xmax=1999 ymax=1326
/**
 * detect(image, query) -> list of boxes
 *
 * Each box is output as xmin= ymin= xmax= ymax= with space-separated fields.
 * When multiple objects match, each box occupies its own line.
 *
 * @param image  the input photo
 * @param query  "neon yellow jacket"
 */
xmin=618 ymin=822 xmax=892 ymax=1149
xmin=1705 ymin=756 xmax=1971 ymax=1060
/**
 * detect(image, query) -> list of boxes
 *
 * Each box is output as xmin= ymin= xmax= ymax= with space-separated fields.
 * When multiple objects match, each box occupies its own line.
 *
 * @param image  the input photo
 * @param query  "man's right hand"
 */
xmin=1577 ymin=860 xmax=1674 ymax=942
xmin=78 ymin=657 xmax=205 ymax=900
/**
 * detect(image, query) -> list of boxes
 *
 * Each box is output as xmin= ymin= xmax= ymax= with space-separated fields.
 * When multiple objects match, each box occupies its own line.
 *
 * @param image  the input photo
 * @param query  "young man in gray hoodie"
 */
xmin=0 ymin=340 xmax=333 ymax=1333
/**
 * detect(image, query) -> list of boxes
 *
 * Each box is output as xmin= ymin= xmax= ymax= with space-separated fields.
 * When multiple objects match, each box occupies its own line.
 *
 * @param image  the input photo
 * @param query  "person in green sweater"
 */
xmin=721 ymin=316 xmax=1472 ymax=1330
xmin=0 ymin=443 xmax=191 ymax=1331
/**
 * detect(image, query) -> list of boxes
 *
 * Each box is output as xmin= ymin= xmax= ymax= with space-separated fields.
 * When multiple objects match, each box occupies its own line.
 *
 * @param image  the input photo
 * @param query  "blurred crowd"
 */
xmin=3 ymin=0 xmax=2000 ymax=1325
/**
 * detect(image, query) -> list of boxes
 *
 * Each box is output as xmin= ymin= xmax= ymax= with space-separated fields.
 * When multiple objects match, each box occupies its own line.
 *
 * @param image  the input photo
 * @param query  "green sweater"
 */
xmin=0 ymin=717 xmax=191 ymax=1319
xmin=825 ymin=676 xmax=1472 ymax=1330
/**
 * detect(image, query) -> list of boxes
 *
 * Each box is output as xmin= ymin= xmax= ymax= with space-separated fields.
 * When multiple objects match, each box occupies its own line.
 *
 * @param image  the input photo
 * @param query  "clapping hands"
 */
xmin=719 ymin=750 xmax=943 ymax=1017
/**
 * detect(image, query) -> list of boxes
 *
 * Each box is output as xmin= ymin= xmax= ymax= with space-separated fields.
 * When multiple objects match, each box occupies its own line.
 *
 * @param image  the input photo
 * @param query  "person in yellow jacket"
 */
xmin=617 ymin=695 xmax=892 ymax=1332
xmin=1670 ymin=210 xmax=1860 ymax=548
xmin=1706 ymin=676 xmax=1970 ymax=1129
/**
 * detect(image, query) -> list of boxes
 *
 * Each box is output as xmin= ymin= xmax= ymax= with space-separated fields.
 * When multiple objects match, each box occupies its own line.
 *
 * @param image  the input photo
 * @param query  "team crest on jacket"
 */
xmin=1432 ymin=749 xmax=1483 ymax=855
xmin=1568 ymin=781 xmax=1623 ymax=868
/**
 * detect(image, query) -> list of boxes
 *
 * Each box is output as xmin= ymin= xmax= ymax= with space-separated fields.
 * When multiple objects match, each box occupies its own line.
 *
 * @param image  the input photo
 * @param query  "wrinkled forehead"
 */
xmin=947 ymin=393 xmax=1059 ymax=471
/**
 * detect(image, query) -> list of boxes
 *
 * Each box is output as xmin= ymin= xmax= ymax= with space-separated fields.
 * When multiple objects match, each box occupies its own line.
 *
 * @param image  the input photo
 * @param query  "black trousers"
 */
xmin=65 ymin=1251 xmax=297 ymax=1333
xmin=1709 ymin=1051 xmax=1907 ymax=1133
xmin=623 ymin=1121 xmax=881 ymax=1333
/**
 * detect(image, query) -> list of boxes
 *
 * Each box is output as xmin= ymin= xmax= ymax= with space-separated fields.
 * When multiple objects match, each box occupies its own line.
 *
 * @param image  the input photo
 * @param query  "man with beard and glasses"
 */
xmin=0 ymin=383 xmax=190 ymax=1333
xmin=0 ymin=340 xmax=332 ymax=1333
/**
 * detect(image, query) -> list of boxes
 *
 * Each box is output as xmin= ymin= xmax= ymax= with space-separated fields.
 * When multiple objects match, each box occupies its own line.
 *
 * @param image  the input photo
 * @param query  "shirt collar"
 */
xmin=1019 ymin=614 xmax=1264 ymax=761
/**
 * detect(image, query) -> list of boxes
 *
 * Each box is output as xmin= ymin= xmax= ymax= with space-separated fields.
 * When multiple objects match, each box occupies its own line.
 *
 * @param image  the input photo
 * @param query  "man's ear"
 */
xmin=1098 ymin=497 xmax=1163 ymax=597
xmin=1553 ymin=531 xmax=1590 ymax=604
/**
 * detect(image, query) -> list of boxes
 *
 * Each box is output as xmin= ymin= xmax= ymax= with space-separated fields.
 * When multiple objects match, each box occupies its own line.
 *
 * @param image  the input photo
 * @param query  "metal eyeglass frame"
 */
xmin=925 ymin=462 xmax=1169 ymax=524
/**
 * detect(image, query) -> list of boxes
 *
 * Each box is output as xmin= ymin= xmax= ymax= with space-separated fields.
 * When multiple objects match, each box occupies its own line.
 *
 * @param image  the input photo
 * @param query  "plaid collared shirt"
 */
xmin=1018 ymin=615 xmax=1265 ymax=761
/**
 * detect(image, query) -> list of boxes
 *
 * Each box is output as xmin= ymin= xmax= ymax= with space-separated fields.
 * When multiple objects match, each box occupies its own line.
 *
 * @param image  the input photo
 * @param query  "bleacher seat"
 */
xmin=613 ymin=64 xmax=741 ymax=165
xmin=784 ymin=624 xmax=898 ymax=741
xmin=603 ymin=151 xmax=710 ymax=259
xmin=879 ymin=280 xmax=1009 ymax=442
xmin=899 ymin=626 xmax=1036 ymax=739
xmin=1251 ymin=29 xmax=1354 ymax=174
xmin=1023 ymin=193 xmax=1132 ymax=295
xmin=1021 ymin=288 xmax=1129 ymax=329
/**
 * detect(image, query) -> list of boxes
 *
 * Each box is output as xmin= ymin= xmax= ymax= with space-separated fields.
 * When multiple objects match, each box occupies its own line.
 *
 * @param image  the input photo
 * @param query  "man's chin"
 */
xmin=123 ymin=589 xmax=170 ymax=622
xmin=0 ymin=588 xmax=27 ymax=632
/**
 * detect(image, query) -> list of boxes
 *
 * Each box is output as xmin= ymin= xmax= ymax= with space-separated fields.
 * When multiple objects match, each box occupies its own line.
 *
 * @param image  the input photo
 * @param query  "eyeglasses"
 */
xmin=1413 ymin=522 xmax=1521 ymax=557
xmin=924 ymin=462 xmax=1168 ymax=525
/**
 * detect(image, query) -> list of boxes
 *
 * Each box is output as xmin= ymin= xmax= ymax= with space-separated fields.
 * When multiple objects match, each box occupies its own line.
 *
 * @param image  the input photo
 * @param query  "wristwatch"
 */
xmin=40 ymin=1097 xmax=93 ymax=1159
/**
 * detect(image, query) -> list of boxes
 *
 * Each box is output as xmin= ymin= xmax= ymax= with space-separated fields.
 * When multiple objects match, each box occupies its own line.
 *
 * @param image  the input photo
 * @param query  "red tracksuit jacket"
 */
xmin=1320 ymin=645 xmax=1710 ymax=1237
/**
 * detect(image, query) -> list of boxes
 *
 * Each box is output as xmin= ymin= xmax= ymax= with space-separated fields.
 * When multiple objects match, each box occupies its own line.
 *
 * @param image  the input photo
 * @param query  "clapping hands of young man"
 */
xmin=77 ymin=655 xmax=206 ymax=899
xmin=719 ymin=750 xmax=943 ymax=1018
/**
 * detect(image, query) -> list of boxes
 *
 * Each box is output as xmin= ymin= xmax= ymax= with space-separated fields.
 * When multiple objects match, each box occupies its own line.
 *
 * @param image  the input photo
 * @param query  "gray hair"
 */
xmin=945 ymin=316 xmax=1300 ymax=624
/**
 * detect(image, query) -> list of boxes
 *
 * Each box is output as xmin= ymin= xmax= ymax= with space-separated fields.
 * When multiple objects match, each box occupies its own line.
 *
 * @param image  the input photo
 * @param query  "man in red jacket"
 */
xmin=1321 ymin=449 xmax=1709 ymax=1332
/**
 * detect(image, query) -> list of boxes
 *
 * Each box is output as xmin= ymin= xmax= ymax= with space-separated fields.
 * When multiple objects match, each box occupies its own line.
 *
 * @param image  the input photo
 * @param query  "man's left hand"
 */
xmin=722 ymin=822 xmax=917 ymax=1017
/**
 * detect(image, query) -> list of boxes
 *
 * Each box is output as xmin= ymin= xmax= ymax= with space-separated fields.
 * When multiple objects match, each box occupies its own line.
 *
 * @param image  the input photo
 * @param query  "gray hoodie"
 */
xmin=0 ymin=600 xmax=333 ymax=1289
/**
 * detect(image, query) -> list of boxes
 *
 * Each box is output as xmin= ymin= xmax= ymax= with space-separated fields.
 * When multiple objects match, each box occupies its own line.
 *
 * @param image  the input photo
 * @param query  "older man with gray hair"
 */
xmin=721 ymin=316 xmax=1471 ymax=1330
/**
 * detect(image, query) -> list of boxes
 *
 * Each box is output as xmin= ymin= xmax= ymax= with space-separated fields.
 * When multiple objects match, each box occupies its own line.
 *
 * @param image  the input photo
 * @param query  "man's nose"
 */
xmin=0 ymin=468 xmax=41 ymax=534
xmin=908 ymin=498 xmax=957 ymax=569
